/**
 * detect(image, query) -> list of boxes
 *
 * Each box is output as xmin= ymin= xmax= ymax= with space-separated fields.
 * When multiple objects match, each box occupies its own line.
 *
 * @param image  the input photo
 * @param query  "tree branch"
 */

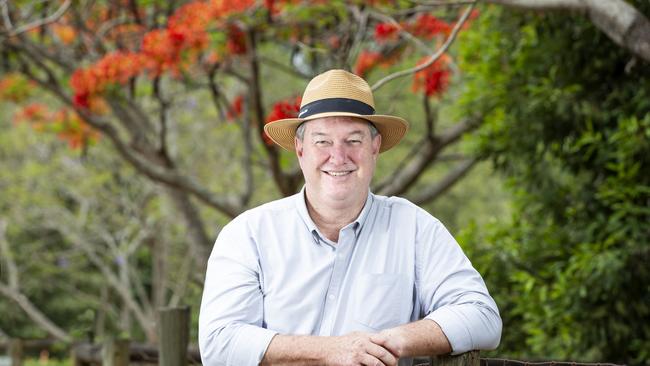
xmin=207 ymin=66 xmax=229 ymax=122
xmin=409 ymin=0 xmax=477 ymax=5
xmin=375 ymin=118 xmax=479 ymax=196
xmin=152 ymin=76 xmax=171 ymax=161
xmin=368 ymin=9 xmax=436 ymax=55
xmin=371 ymin=1 xmax=476 ymax=91
xmin=163 ymin=187 xmax=211 ymax=275
xmin=91 ymin=120 xmax=244 ymax=217
xmin=423 ymin=93 xmax=436 ymax=138
xmin=169 ymin=245 xmax=195 ymax=307
xmin=18 ymin=64 xmax=243 ymax=217
xmin=248 ymin=28 xmax=297 ymax=196
xmin=0 ymin=220 xmax=71 ymax=342
xmin=13 ymin=37 xmax=246 ymax=219
xmin=410 ymin=157 xmax=478 ymax=204
xmin=241 ymin=94 xmax=255 ymax=207
xmin=258 ymin=55 xmax=312 ymax=79
xmin=0 ymin=283 xmax=72 ymax=342
xmin=53 ymin=222 xmax=155 ymax=342
xmin=1 ymin=0 xmax=71 ymax=37
xmin=485 ymin=0 xmax=650 ymax=62
xmin=0 ymin=219 xmax=19 ymax=289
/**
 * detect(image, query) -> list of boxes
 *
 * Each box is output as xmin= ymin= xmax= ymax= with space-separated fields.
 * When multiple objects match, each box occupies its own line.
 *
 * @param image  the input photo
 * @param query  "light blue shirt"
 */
xmin=199 ymin=188 xmax=501 ymax=365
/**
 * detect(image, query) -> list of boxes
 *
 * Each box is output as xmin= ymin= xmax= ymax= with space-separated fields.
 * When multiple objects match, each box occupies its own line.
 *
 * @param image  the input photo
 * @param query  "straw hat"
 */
xmin=264 ymin=69 xmax=409 ymax=153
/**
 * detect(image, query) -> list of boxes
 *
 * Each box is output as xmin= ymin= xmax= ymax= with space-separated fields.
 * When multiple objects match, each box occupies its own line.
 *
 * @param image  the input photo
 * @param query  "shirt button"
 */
xmin=328 ymin=294 xmax=335 ymax=301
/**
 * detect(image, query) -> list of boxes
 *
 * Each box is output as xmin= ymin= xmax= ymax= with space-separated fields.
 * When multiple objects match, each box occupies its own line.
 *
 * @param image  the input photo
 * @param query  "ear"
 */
xmin=371 ymin=133 xmax=382 ymax=157
xmin=295 ymin=137 xmax=304 ymax=158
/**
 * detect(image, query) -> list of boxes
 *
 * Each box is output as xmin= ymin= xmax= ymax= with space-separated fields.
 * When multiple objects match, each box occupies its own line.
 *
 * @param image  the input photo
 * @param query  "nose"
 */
xmin=328 ymin=143 xmax=347 ymax=165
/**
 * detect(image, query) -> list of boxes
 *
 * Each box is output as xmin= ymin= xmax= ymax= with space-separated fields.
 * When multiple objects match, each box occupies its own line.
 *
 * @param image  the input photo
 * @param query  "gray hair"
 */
xmin=295 ymin=120 xmax=379 ymax=141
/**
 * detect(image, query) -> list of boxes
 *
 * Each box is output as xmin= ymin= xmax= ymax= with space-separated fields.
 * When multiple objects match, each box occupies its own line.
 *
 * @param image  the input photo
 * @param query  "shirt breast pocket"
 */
xmin=351 ymin=273 xmax=412 ymax=330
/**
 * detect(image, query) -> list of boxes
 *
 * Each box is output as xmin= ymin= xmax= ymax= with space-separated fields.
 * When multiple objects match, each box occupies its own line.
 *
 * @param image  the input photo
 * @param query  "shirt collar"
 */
xmin=295 ymin=186 xmax=374 ymax=244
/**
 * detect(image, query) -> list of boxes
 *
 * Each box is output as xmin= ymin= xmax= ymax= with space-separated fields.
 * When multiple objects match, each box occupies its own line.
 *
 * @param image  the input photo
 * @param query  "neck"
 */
xmin=305 ymin=191 xmax=367 ymax=243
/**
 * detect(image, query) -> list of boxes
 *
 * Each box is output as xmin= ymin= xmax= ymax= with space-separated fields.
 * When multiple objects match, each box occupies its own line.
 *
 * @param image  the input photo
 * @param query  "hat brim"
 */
xmin=264 ymin=112 xmax=409 ymax=153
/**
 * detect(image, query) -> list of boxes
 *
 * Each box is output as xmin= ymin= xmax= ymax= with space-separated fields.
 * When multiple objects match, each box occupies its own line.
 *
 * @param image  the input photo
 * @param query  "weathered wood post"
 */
xmin=158 ymin=306 xmax=190 ymax=366
xmin=102 ymin=338 xmax=129 ymax=366
xmin=430 ymin=351 xmax=480 ymax=366
xmin=8 ymin=339 xmax=23 ymax=366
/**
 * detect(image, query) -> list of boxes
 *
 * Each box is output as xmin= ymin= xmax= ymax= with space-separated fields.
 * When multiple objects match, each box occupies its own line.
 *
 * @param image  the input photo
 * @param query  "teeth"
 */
xmin=328 ymin=171 xmax=350 ymax=176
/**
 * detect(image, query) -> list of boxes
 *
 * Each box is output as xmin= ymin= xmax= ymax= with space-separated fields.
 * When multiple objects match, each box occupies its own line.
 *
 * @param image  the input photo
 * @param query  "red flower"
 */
xmin=264 ymin=96 xmax=301 ymax=145
xmin=412 ymin=55 xmax=451 ymax=98
xmin=168 ymin=1 xmax=212 ymax=49
xmin=14 ymin=103 xmax=49 ymax=125
xmin=226 ymin=24 xmax=247 ymax=55
xmin=53 ymin=110 xmax=101 ymax=149
xmin=374 ymin=22 xmax=399 ymax=43
xmin=226 ymin=94 xmax=244 ymax=120
xmin=142 ymin=29 xmax=182 ymax=75
xmin=73 ymin=93 xmax=90 ymax=109
xmin=354 ymin=50 xmax=382 ymax=77
xmin=410 ymin=14 xmax=451 ymax=39
xmin=70 ymin=52 xmax=145 ymax=108
xmin=212 ymin=0 xmax=256 ymax=17
xmin=265 ymin=96 xmax=301 ymax=123
xmin=0 ymin=73 xmax=34 ymax=102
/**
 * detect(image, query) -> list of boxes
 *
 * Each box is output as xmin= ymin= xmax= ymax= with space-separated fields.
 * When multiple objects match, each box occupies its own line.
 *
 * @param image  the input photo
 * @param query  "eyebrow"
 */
xmin=310 ymin=130 xmax=366 ymax=137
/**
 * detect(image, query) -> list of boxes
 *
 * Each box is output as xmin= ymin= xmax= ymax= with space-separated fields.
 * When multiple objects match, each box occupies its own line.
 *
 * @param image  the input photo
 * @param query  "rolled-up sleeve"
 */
xmin=199 ymin=216 xmax=277 ymax=366
xmin=416 ymin=211 xmax=502 ymax=354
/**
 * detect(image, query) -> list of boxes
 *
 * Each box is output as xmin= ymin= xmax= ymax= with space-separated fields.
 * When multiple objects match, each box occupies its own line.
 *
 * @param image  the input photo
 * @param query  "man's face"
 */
xmin=295 ymin=116 xmax=381 ymax=206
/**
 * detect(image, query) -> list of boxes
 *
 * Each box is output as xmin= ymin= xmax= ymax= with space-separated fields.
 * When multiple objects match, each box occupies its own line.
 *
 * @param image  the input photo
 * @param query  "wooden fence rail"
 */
xmin=1 ymin=340 xmax=625 ymax=366
xmin=70 ymin=342 xmax=201 ymax=365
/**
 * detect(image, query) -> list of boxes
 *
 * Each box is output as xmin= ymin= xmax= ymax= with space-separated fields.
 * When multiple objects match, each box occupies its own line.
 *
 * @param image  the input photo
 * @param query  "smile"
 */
xmin=324 ymin=170 xmax=353 ymax=176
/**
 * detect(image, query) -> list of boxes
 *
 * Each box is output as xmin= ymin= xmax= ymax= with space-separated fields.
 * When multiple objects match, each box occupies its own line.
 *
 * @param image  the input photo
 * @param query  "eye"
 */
xmin=347 ymin=139 xmax=362 ymax=145
xmin=315 ymin=140 xmax=331 ymax=146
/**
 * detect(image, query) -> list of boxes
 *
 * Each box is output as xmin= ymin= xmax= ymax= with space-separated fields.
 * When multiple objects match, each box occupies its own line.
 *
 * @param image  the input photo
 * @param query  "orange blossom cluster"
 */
xmin=13 ymin=103 xmax=100 ymax=149
xmin=412 ymin=55 xmax=452 ymax=98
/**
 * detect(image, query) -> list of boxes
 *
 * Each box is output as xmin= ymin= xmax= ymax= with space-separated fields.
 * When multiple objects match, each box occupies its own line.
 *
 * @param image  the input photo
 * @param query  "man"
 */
xmin=199 ymin=69 xmax=501 ymax=366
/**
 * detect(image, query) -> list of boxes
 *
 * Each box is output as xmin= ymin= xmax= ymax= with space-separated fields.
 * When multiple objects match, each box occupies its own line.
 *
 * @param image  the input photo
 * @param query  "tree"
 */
xmin=485 ymin=0 xmax=650 ymax=63
xmin=0 ymin=0 xmax=488 ymax=278
xmin=0 ymin=122 xmax=197 ymax=343
xmin=2 ymin=0 xmax=650 ymax=358
xmin=1 ymin=0 xmax=486 ymax=344
xmin=455 ymin=2 xmax=650 ymax=364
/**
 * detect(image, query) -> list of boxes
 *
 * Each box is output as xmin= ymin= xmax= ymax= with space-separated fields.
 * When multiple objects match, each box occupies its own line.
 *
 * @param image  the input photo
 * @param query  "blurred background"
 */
xmin=0 ymin=0 xmax=648 ymax=365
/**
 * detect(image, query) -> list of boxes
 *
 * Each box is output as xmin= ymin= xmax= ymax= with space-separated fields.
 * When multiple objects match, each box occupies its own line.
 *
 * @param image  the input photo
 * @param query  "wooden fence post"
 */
xmin=430 ymin=351 xmax=480 ymax=366
xmin=158 ymin=306 xmax=190 ymax=366
xmin=102 ymin=338 xmax=129 ymax=366
xmin=70 ymin=347 xmax=85 ymax=366
xmin=8 ymin=339 xmax=23 ymax=366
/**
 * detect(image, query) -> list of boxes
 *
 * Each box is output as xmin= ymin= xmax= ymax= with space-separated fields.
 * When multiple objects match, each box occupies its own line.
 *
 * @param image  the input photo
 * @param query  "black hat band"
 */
xmin=298 ymin=98 xmax=375 ymax=119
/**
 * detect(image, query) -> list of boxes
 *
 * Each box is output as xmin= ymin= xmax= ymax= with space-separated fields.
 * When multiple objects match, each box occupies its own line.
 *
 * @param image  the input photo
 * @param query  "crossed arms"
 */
xmin=260 ymin=319 xmax=452 ymax=365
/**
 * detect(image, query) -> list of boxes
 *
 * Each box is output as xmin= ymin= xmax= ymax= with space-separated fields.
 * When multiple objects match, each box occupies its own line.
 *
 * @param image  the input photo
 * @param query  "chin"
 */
xmin=323 ymin=188 xmax=362 ymax=203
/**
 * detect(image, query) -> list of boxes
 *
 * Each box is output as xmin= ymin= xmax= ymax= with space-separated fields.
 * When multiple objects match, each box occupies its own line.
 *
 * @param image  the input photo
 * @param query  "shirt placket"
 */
xmin=318 ymin=227 xmax=356 ymax=336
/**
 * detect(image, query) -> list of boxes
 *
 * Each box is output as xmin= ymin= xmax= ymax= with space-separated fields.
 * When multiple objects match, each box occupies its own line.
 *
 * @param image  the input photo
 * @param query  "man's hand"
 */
xmin=322 ymin=332 xmax=398 ymax=366
xmin=261 ymin=332 xmax=398 ymax=366
xmin=370 ymin=319 xmax=452 ymax=359
xmin=369 ymin=328 xmax=408 ymax=359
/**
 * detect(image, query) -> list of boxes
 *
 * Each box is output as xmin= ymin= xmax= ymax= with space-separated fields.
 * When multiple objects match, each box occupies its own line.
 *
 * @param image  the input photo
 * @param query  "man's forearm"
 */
xmin=261 ymin=335 xmax=325 ymax=365
xmin=262 ymin=332 xmax=398 ymax=366
xmin=370 ymin=319 xmax=452 ymax=358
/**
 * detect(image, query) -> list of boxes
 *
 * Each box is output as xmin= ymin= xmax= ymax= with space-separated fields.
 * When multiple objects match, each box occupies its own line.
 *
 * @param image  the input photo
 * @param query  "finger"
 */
xmin=365 ymin=342 xmax=397 ymax=366
xmin=369 ymin=333 xmax=387 ymax=346
xmin=359 ymin=353 xmax=388 ymax=366
xmin=369 ymin=334 xmax=401 ymax=359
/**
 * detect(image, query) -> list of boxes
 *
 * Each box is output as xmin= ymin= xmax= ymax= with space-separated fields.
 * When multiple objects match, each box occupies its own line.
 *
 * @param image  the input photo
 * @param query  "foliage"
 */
xmin=456 ymin=4 xmax=650 ymax=364
xmin=0 ymin=121 xmax=201 ymax=342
